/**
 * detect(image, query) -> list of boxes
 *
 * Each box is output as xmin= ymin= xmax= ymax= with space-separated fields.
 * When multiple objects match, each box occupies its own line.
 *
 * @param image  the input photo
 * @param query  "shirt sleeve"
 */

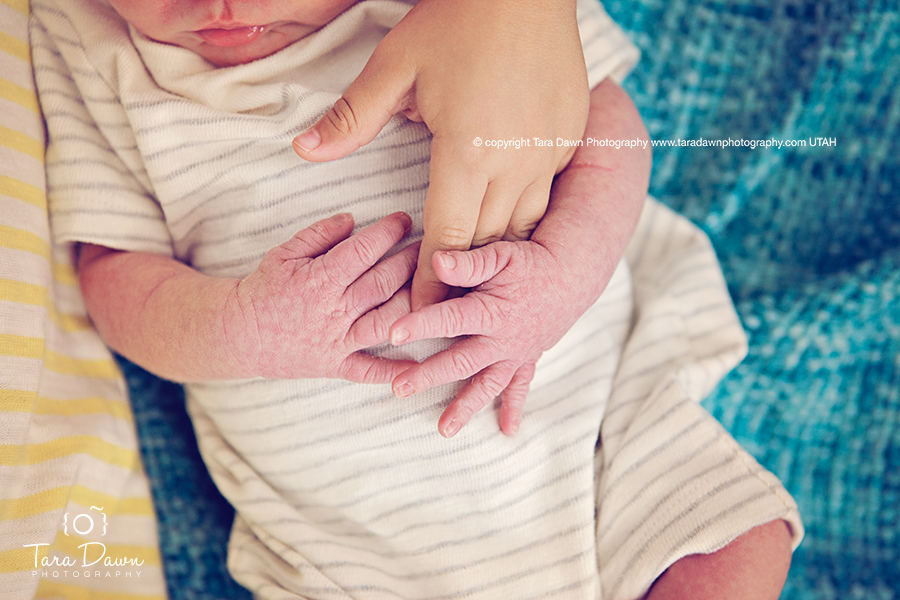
xmin=577 ymin=0 xmax=641 ymax=88
xmin=30 ymin=2 xmax=174 ymax=257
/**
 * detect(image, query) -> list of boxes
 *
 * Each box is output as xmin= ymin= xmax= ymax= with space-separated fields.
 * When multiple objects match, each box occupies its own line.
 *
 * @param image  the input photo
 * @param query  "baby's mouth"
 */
xmin=195 ymin=25 xmax=268 ymax=47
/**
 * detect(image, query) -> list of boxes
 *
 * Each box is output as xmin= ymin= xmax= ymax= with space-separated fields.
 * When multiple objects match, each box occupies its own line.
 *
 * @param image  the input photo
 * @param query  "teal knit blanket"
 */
xmin=606 ymin=0 xmax=900 ymax=597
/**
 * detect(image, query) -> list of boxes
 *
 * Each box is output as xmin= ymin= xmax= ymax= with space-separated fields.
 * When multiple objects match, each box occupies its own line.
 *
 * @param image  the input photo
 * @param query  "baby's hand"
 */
xmin=388 ymin=240 xmax=591 ymax=438
xmin=226 ymin=212 xmax=419 ymax=382
xmin=292 ymin=0 xmax=589 ymax=310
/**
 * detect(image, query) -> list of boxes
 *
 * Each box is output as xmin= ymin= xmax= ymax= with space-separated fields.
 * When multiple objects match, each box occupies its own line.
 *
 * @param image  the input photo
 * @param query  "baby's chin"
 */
xmin=195 ymin=45 xmax=279 ymax=68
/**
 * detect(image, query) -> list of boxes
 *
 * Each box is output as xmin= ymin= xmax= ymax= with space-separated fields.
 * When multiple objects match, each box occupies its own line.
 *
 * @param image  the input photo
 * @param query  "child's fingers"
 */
xmin=339 ymin=352 xmax=419 ymax=385
xmin=344 ymin=242 xmax=419 ymax=318
xmin=347 ymin=285 xmax=413 ymax=351
xmin=436 ymin=360 xmax=518 ymax=438
xmin=391 ymin=337 xmax=498 ymax=399
xmin=410 ymin=140 xmax=488 ymax=311
xmin=497 ymin=362 xmax=536 ymax=436
xmin=292 ymin=35 xmax=416 ymax=162
xmin=469 ymin=178 xmax=526 ymax=247
xmin=277 ymin=213 xmax=355 ymax=259
xmin=322 ymin=212 xmax=412 ymax=287
xmin=502 ymin=176 xmax=553 ymax=241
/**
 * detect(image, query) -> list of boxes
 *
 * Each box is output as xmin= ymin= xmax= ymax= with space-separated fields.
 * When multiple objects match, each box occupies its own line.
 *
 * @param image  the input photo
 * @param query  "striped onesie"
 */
xmin=31 ymin=0 xmax=803 ymax=598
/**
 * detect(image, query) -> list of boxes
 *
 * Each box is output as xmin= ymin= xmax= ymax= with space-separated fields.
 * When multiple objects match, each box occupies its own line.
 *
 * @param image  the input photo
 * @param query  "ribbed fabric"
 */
xmin=29 ymin=0 xmax=801 ymax=598
xmin=0 ymin=0 xmax=166 ymax=598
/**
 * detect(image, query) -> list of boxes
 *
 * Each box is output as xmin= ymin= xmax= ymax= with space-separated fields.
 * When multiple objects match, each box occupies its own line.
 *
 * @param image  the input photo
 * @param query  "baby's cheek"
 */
xmin=117 ymin=0 xmax=173 ymax=30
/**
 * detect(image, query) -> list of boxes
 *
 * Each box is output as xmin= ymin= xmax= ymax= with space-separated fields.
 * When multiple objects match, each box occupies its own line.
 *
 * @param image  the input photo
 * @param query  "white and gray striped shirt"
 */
xmin=32 ymin=0 xmax=802 ymax=598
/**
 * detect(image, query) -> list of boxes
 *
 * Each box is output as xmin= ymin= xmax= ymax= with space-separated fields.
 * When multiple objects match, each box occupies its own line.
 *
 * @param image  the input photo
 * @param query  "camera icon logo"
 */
xmin=63 ymin=506 xmax=107 ymax=536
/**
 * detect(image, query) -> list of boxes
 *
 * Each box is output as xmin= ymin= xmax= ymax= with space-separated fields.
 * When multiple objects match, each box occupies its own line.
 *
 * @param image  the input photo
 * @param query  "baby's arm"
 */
xmin=293 ymin=0 xmax=588 ymax=310
xmin=389 ymin=78 xmax=651 ymax=437
xmin=78 ymin=213 xmax=418 ymax=383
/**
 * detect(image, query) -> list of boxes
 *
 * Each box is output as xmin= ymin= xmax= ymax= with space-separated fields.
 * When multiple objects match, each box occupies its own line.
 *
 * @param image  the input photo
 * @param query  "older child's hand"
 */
xmin=225 ymin=212 xmax=419 ymax=382
xmin=292 ymin=0 xmax=589 ymax=311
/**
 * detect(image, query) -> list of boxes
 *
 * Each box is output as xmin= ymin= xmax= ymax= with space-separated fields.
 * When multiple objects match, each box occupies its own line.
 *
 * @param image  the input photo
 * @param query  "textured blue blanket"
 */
xmin=127 ymin=0 xmax=900 ymax=597
xmin=606 ymin=0 xmax=900 ymax=597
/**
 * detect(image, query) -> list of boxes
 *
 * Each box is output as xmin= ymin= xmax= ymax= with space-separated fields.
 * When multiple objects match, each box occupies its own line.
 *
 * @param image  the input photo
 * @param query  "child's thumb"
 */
xmin=292 ymin=46 xmax=416 ymax=162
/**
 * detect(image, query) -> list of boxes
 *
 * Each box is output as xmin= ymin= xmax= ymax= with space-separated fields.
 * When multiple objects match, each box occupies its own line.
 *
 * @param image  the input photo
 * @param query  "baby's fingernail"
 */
xmin=437 ymin=252 xmax=456 ymax=271
xmin=398 ymin=212 xmax=412 ymax=229
xmin=333 ymin=212 xmax=352 ymax=225
xmin=442 ymin=419 xmax=462 ymax=438
xmin=293 ymin=128 xmax=321 ymax=152
xmin=391 ymin=328 xmax=410 ymax=345
xmin=395 ymin=382 xmax=414 ymax=398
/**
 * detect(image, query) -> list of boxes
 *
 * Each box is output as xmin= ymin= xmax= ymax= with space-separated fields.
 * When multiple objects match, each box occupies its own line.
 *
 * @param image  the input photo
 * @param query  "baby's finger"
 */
xmin=503 ymin=176 xmax=553 ymax=241
xmin=277 ymin=213 xmax=355 ymax=259
xmin=344 ymin=242 xmax=419 ymax=317
xmin=391 ymin=336 xmax=498 ymax=399
xmin=339 ymin=352 xmax=419 ymax=385
xmin=497 ymin=362 xmax=536 ymax=436
xmin=348 ymin=285 xmax=413 ymax=351
xmin=437 ymin=360 xmax=519 ymax=438
xmin=411 ymin=140 xmax=488 ymax=310
xmin=430 ymin=242 xmax=517 ymax=289
xmin=323 ymin=212 xmax=412 ymax=287
xmin=390 ymin=292 xmax=501 ymax=346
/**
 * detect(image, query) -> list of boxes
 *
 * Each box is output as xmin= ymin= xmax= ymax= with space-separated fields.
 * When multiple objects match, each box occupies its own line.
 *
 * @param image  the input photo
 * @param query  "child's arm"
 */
xmin=292 ymin=0 xmax=588 ymax=310
xmin=388 ymin=78 xmax=651 ymax=437
xmin=78 ymin=213 xmax=419 ymax=383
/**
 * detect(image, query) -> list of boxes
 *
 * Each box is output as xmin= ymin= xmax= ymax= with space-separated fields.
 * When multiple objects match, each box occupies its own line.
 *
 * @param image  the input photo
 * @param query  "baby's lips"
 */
xmin=195 ymin=25 xmax=267 ymax=47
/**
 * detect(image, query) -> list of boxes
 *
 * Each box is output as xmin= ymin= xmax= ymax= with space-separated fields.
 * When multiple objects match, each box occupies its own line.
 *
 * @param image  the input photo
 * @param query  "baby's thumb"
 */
xmin=432 ymin=244 xmax=514 ymax=289
xmin=293 ymin=45 xmax=416 ymax=162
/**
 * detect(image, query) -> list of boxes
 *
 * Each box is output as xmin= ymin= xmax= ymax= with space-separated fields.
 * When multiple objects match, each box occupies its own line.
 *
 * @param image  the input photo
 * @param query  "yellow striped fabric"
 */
xmin=0 ymin=1 xmax=167 ymax=597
